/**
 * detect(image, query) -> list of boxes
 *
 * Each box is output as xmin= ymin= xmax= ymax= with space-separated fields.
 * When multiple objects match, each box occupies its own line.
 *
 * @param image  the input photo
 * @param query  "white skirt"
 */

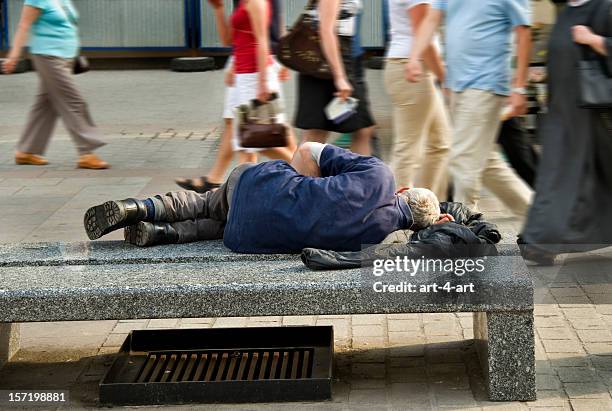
xmin=232 ymin=63 xmax=287 ymax=152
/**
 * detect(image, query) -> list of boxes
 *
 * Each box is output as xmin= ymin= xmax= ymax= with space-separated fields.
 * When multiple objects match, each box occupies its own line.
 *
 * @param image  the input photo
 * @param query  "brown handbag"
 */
xmin=277 ymin=0 xmax=343 ymax=80
xmin=238 ymin=96 xmax=288 ymax=149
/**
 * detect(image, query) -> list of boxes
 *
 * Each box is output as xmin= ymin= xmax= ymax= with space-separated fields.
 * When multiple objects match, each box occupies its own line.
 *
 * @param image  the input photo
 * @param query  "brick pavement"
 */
xmin=1 ymin=70 xmax=612 ymax=410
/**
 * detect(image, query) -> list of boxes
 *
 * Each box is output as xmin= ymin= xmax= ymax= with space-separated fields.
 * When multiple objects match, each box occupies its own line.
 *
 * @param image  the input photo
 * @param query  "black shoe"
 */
xmin=175 ymin=176 xmax=221 ymax=194
xmin=84 ymin=198 xmax=148 ymax=240
xmin=517 ymin=235 xmax=557 ymax=266
xmin=124 ymin=222 xmax=179 ymax=247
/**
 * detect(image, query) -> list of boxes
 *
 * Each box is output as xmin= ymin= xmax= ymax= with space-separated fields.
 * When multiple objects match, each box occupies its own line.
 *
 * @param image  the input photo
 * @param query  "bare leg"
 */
xmin=351 ymin=126 xmax=374 ymax=156
xmin=207 ymin=118 xmax=235 ymax=183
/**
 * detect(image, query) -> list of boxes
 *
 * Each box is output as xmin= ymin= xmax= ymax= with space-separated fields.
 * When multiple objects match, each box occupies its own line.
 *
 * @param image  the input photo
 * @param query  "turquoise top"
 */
xmin=433 ymin=0 xmax=531 ymax=96
xmin=25 ymin=0 xmax=79 ymax=59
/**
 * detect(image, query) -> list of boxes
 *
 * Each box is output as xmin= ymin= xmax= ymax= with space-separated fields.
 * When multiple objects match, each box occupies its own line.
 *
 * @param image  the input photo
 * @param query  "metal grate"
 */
xmin=134 ymin=348 xmax=314 ymax=383
xmin=100 ymin=327 xmax=333 ymax=405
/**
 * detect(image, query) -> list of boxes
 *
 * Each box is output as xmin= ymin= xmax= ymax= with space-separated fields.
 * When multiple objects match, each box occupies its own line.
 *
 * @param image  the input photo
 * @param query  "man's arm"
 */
xmin=509 ymin=25 xmax=532 ymax=117
xmin=572 ymin=25 xmax=610 ymax=57
xmin=506 ymin=0 xmax=532 ymax=117
xmin=408 ymin=3 xmax=445 ymax=83
xmin=318 ymin=145 xmax=387 ymax=177
xmin=406 ymin=8 xmax=443 ymax=82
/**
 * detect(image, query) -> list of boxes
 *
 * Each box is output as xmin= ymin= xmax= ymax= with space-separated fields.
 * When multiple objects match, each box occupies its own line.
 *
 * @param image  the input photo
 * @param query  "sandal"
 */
xmin=175 ymin=176 xmax=222 ymax=194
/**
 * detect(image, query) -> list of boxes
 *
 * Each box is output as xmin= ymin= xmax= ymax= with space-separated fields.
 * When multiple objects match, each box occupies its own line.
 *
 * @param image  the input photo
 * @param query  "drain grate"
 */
xmin=99 ymin=326 xmax=333 ymax=406
xmin=135 ymin=348 xmax=314 ymax=383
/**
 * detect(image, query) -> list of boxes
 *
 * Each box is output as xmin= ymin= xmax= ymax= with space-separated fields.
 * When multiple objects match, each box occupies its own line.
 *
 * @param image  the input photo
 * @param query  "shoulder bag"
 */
xmin=276 ymin=0 xmax=350 ymax=80
xmin=577 ymin=0 xmax=612 ymax=108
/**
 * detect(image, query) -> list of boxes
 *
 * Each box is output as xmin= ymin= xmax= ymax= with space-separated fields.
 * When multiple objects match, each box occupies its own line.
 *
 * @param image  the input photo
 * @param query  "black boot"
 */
xmin=84 ymin=198 xmax=148 ymax=240
xmin=124 ymin=222 xmax=179 ymax=247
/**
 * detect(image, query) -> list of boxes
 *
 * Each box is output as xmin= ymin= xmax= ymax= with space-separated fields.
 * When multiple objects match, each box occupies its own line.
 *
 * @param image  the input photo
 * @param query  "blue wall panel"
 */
xmin=199 ymin=0 xmax=384 ymax=50
xmin=6 ymin=0 xmax=188 ymax=50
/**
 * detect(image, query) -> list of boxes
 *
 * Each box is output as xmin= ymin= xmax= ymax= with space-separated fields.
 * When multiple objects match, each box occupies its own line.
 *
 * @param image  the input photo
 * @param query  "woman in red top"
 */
xmin=210 ymin=0 xmax=294 ymax=160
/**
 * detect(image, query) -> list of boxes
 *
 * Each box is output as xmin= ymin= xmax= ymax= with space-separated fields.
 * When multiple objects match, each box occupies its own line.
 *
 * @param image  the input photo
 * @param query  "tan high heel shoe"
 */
xmin=15 ymin=151 xmax=49 ymax=166
xmin=77 ymin=153 xmax=110 ymax=170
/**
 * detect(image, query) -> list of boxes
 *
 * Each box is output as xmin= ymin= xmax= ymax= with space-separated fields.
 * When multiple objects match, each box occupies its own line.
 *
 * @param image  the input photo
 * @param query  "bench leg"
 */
xmin=473 ymin=311 xmax=536 ymax=401
xmin=0 ymin=323 xmax=20 ymax=369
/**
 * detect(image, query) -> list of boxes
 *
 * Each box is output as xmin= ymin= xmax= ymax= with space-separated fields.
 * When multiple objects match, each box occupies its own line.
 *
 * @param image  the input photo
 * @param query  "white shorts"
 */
xmin=222 ymin=57 xmax=238 ymax=119
xmin=223 ymin=86 xmax=238 ymax=119
xmin=232 ymin=64 xmax=287 ymax=152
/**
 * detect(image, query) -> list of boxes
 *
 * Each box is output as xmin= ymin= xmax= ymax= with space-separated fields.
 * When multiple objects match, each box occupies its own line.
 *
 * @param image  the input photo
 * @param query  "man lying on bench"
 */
xmin=84 ymin=143 xmax=452 ymax=252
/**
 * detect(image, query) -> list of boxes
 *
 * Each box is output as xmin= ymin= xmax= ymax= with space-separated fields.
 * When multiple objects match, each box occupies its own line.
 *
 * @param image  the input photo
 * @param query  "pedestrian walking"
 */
xmin=2 ymin=0 xmax=109 ymax=169
xmin=519 ymin=0 xmax=612 ymax=264
xmin=295 ymin=0 xmax=376 ymax=156
xmin=384 ymin=0 xmax=450 ymax=198
xmin=176 ymin=0 xmax=295 ymax=193
xmin=406 ymin=0 xmax=534 ymax=218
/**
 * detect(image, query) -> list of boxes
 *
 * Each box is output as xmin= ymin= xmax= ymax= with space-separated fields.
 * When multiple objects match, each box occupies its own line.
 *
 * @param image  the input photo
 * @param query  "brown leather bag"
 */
xmin=276 ymin=0 xmax=335 ymax=80
xmin=238 ymin=97 xmax=288 ymax=149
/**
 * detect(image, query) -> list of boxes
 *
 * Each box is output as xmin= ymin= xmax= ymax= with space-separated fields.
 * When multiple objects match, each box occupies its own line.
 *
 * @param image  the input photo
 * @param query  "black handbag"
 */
xmin=577 ymin=0 xmax=612 ymax=108
xmin=73 ymin=55 xmax=90 ymax=75
xmin=56 ymin=0 xmax=89 ymax=75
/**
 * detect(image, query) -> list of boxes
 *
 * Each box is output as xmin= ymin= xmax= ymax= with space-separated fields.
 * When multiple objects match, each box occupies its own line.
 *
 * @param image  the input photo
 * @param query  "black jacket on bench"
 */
xmin=301 ymin=202 xmax=501 ymax=270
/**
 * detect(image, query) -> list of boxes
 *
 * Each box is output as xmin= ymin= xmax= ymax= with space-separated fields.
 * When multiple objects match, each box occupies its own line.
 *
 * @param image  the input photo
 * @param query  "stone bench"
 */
xmin=0 ymin=241 xmax=535 ymax=402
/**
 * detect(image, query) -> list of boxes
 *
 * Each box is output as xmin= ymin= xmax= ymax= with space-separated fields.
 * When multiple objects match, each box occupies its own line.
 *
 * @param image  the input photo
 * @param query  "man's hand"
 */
xmin=435 ymin=213 xmax=455 ymax=225
xmin=405 ymin=59 xmax=424 ymax=83
xmin=2 ymin=56 xmax=18 ymax=74
xmin=508 ymin=92 xmax=528 ymax=118
xmin=572 ymin=25 xmax=597 ymax=46
xmin=572 ymin=25 xmax=607 ymax=55
xmin=334 ymin=76 xmax=353 ymax=100
xmin=207 ymin=0 xmax=224 ymax=9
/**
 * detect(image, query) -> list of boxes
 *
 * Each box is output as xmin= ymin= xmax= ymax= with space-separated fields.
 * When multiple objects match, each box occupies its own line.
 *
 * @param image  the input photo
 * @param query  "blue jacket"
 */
xmin=223 ymin=145 xmax=413 ymax=254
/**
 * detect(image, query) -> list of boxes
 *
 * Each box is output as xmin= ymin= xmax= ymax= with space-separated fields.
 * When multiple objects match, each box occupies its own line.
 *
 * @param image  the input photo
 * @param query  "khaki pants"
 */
xmin=449 ymin=89 xmax=533 ymax=218
xmin=150 ymin=164 xmax=252 ymax=243
xmin=17 ymin=55 xmax=105 ymax=156
xmin=384 ymin=59 xmax=450 ymax=198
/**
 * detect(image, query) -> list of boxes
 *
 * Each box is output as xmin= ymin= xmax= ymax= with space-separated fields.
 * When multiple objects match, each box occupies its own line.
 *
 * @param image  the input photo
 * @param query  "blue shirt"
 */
xmin=224 ymin=145 xmax=413 ymax=254
xmin=25 ymin=0 xmax=79 ymax=59
xmin=433 ymin=0 xmax=531 ymax=96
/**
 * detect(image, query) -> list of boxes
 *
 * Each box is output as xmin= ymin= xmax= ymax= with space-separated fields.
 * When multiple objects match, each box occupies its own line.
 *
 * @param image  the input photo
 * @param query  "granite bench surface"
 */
xmin=0 ymin=241 xmax=293 ymax=267
xmin=0 ymin=241 xmax=521 ymax=267
xmin=0 ymin=241 xmax=532 ymax=323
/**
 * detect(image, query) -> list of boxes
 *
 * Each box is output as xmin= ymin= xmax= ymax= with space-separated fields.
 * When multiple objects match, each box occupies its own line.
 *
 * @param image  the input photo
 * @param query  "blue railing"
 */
xmin=0 ymin=0 xmax=387 ymax=52
xmin=1 ymin=0 xmax=8 ymax=50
